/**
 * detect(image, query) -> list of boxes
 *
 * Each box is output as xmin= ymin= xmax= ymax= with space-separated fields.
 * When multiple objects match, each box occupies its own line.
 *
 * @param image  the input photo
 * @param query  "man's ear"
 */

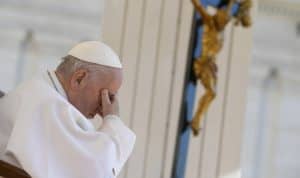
xmin=70 ymin=69 xmax=88 ymax=90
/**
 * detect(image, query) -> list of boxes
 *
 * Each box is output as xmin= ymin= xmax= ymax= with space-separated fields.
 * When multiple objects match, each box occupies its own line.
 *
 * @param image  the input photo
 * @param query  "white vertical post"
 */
xmin=15 ymin=30 xmax=34 ymax=86
xmin=253 ymin=68 xmax=282 ymax=178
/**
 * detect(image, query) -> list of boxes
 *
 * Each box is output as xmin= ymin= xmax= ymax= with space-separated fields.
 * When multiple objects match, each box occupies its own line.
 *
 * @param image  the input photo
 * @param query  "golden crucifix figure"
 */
xmin=190 ymin=0 xmax=235 ymax=136
xmin=235 ymin=0 xmax=252 ymax=27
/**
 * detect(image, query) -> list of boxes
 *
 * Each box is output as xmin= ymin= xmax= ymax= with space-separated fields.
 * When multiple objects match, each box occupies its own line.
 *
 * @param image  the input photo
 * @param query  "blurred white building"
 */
xmin=242 ymin=0 xmax=300 ymax=178
xmin=0 ymin=0 xmax=104 ymax=91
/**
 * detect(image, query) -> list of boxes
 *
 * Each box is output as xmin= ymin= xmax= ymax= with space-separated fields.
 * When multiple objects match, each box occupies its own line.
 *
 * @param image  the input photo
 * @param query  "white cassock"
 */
xmin=0 ymin=71 xmax=136 ymax=178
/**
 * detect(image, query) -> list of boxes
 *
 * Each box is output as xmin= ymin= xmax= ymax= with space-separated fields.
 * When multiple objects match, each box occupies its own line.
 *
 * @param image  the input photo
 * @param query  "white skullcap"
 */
xmin=67 ymin=41 xmax=122 ymax=68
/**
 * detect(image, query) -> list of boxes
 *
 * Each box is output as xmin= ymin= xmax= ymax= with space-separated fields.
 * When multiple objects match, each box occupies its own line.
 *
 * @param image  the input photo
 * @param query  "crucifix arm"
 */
xmin=191 ymin=0 xmax=211 ymax=22
xmin=225 ymin=0 xmax=235 ymax=14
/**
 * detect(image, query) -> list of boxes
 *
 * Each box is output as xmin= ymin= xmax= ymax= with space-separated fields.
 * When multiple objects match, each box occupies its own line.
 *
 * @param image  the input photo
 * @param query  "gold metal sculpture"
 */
xmin=235 ymin=0 xmax=253 ymax=27
xmin=190 ymin=0 xmax=252 ymax=136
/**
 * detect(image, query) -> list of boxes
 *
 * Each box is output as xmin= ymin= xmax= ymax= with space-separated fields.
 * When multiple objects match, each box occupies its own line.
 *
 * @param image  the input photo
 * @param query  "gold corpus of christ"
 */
xmin=190 ymin=0 xmax=252 ymax=136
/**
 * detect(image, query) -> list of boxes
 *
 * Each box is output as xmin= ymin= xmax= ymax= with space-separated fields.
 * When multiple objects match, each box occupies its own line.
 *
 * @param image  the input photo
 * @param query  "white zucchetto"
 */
xmin=67 ymin=41 xmax=122 ymax=68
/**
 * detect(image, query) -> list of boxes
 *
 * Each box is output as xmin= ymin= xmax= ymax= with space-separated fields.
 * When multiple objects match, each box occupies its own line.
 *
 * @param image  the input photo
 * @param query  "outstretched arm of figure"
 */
xmin=225 ymin=0 xmax=236 ymax=14
xmin=191 ymin=0 xmax=211 ymax=22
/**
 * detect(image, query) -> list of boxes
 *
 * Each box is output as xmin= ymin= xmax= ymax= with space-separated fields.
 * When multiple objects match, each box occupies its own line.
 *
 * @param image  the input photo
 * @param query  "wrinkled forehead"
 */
xmin=90 ymin=65 xmax=123 ymax=93
xmin=97 ymin=65 xmax=122 ymax=80
xmin=86 ymin=63 xmax=122 ymax=77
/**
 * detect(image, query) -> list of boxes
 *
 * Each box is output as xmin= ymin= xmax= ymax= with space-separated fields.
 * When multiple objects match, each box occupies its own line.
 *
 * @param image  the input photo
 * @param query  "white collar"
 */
xmin=46 ymin=70 xmax=96 ymax=131
xmin=47 ymin=70 xmax=68 ymax=99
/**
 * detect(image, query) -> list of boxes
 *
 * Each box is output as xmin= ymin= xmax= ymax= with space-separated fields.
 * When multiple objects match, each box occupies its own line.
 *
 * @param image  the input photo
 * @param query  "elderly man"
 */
xmin=0 ymin=41 xmax=136 ymax=178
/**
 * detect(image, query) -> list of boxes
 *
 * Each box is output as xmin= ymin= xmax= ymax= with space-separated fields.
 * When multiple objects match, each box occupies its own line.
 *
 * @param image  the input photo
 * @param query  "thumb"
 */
xmin=101 ymin=89 xmax=111 ymax=105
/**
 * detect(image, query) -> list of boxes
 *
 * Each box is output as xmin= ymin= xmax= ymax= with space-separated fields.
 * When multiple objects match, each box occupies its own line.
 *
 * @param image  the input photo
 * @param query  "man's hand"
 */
xmin=100 ymin=89 xmax=119 ymax=117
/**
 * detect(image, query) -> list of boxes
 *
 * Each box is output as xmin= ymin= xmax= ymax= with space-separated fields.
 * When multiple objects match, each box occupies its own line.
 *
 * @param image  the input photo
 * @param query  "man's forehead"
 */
xmin=92 ymin=64 xmax=122 ymax=75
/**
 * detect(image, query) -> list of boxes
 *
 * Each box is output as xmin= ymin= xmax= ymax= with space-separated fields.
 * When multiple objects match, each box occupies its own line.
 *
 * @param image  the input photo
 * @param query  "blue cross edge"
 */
xmin=171 ymin=1 xmax=242 ymax=178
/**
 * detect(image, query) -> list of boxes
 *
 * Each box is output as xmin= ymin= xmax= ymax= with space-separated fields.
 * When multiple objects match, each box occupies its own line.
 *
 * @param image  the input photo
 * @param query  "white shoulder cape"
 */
xmin=0 ymin=76 xmax=136 ymax=178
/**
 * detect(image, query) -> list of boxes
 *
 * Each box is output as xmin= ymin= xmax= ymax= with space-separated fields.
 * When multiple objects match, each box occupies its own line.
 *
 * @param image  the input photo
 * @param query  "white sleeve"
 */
xmin=6 ymin=99 xmax=135 ymax=178
xmin=98 ymin=115 xmax=136 ymax=176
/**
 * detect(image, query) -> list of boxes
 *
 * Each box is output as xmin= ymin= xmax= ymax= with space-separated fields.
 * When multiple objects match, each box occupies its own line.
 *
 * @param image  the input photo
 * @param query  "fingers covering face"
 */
xmin=101 ymin=89 xmax=111 ymax=105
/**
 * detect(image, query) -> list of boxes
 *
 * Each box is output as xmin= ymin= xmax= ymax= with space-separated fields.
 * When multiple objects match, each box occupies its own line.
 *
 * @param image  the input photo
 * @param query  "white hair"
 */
xmin=56 ymin=55 xmax=113 ymax=80
xmin=56 ymin=55 xmax=93 ymax=77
